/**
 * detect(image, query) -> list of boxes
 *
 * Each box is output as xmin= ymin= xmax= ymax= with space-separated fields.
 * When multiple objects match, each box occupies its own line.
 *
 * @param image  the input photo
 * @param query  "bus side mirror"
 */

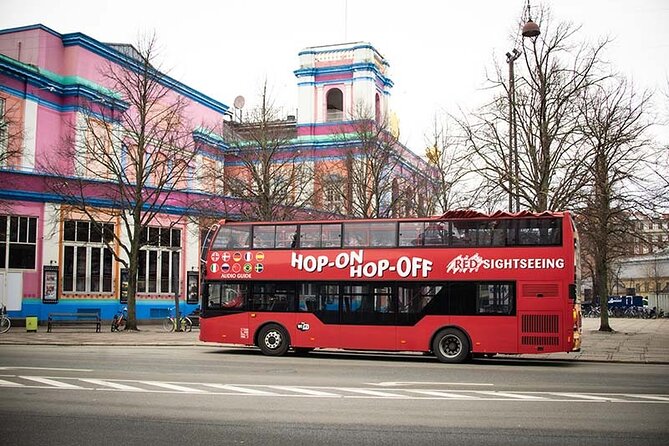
xmin=569 ymin=284 xmax=577 ymax=302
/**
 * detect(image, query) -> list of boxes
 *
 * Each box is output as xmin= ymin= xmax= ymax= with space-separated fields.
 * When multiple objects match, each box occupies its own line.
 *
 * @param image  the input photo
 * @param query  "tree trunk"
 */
xmin=596 ymin=258 xmax=613 ymax=332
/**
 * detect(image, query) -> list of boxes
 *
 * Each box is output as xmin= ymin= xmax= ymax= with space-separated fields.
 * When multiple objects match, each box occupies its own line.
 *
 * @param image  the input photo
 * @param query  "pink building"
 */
xmin=0 ymin=24 xmax=232 ymax=321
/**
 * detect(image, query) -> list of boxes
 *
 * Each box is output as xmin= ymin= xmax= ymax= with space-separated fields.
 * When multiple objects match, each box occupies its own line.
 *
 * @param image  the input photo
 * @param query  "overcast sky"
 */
xmin=3 ymin=0 xmax=668 ymax=154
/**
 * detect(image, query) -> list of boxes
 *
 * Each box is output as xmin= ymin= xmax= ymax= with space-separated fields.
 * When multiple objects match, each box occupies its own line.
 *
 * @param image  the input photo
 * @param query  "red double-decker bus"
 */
xmin=199 ymin=211 xmax=582 ymax=363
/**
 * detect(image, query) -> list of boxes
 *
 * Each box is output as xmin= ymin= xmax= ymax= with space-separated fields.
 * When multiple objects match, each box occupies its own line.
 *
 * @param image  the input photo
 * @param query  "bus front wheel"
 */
xmin=258 ymin=324 xmax=290 ymax=356
xmin=433 ymin=328 xmax=470 ymax=363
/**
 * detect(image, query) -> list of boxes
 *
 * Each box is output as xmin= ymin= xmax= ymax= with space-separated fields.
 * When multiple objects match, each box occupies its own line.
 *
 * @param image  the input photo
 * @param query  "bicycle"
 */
xmin=0 ymin=305 xmax=10 ymax=333
xmin=111 ymin=306 xmax=127 ymax=332
xmin=162 ymin=307 xmax=192 ymax=332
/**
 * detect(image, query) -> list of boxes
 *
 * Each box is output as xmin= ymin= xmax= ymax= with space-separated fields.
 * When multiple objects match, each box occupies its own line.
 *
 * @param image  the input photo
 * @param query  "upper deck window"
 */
xmin=343 ymin=222 xmax=396 ymax=248
xmin=212 ymin=225 xmax=251 ymax=250
xmin=210 ymin=217 xmax=562 ymax=251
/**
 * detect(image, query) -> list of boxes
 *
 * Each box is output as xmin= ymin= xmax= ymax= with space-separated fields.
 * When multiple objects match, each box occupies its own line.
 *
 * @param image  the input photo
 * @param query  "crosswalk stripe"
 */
xmin=548 ymin=393 xmax=624 ymax=402
xmin=476 ymin=391 xmax=545 ymax=400
xmin=140 ymin=381 xmax=206 ymax=393
xmin=0 ymin=378 xmax=24 ymax=387
xmin=340 ymin=388 xmax=406 ymax=398
xmin=622 ymin=394 xmax=669 ymax=401
xmin=79 ymin=379 xmax=144 ymax=392
xmin=203 ymin=384 xmax=278 ymax=395
xmin=408 ymin=390 xmax=476 ymax=399
xmin=20 ymin=376 xmax=83 ymax=389
xmin=266 ymin=386 xmax=340 ymax=397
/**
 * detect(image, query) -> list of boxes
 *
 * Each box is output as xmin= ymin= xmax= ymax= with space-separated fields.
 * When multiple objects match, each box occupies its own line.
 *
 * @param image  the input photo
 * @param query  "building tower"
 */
xmin=294 ymin=42 xmax=393 ymax=135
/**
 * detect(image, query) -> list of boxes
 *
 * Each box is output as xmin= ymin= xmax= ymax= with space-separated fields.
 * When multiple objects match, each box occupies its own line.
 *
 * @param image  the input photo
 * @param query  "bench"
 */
xmin=47 ymin=313 xmax=101 ymax=332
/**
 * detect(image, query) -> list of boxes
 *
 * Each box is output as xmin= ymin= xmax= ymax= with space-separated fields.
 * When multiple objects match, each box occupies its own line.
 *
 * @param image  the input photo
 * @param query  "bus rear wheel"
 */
xmin=433 ymin=328 xmax=470 ymax=363
xmin=258 ymin=324 xmax=290 ymax=356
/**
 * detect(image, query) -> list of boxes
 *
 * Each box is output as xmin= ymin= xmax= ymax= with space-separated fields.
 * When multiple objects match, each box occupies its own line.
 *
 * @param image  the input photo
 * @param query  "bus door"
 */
xmin=293 ymin=284 xmax=341 ymax=349
xmin=337 ymin=284 xmax=398 ymax=351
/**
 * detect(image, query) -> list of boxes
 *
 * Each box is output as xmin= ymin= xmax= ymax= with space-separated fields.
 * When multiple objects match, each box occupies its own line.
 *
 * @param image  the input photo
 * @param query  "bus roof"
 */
xmin=216 ymin=210 xmax=567 ymax=226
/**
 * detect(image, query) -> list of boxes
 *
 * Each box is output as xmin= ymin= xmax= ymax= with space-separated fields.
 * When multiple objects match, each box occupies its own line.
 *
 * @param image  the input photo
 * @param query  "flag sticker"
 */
xmin=256 ymin=252 xmax=265 ymax=262
xmin=232 ymin=263 xmax=241 ymax=273
xmin=221 ymin=263 xmax=230 ymax=273
xmin=222 ymin=252 xmax=231 ymax=262
xmin=243 ymin=263 xmax=252 ymax=273
xmin=209 ymin=263 xmax=218 ymax=273
xmin=210 ymin=252 xmax=220 ymax=262
xmin=255 ymin=263 xmax=264 ymax=273
xmin=243 ymin=252 xmax=252 ymax=262
xmin=233 ymin=252 xmax=242 ymax=262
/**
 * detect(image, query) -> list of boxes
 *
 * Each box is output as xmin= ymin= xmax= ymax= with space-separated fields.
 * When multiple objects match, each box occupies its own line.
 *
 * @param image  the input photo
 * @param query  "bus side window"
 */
xmin=299 ymin=224 xmax=321 ymax=248
xmin=423 ymin=223 xmax=447 ymax=246
xmin=491 ymin=220 xmax=510 ymax=246
xmin=322 ymin=224 xmax=342 ymax=248
xmin=343 ymin=223 xmax=368 ymax=247
xmin=276 ymin=225 xmax=298 ymax=248
xmin=217 ymin=226 xmax=251 ymax=249
xmin=399 ymin=222 xmax=424 ymax=247
xmin=207 ymin=283 xmax=222 ymax=308
xmin=253 ymin=226 xmax=275 ymax=249
xmin=370 ymin=222 xmax=396 ymax=247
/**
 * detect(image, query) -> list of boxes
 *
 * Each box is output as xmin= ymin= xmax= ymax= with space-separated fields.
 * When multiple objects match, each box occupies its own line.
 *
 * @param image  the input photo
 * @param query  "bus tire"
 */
xmin=432 ymin=328 xmax=470 ymax=363
xmin=258 ymin=324 xmax=290 ymax=356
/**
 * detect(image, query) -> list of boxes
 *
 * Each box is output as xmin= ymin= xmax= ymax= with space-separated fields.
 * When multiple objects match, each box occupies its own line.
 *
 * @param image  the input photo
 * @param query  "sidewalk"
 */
xmin=1 ymin=317 xmax=668 ymax=364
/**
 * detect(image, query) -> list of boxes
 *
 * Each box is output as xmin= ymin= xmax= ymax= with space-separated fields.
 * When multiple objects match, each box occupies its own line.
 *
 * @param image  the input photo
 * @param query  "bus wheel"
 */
xmin=433 ymin=328 xmax=470 ymax=363
xmin=258 ymin=324 xmax=290 ymax=356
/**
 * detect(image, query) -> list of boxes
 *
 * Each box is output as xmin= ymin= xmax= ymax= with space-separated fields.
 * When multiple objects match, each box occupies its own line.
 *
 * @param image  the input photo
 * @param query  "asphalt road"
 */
xmin=1 ymin=345 xmax=668 ymax=445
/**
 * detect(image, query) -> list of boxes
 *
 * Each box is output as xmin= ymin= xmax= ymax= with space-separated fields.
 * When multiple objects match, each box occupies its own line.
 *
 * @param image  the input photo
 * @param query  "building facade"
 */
xmin=0 ymin=26 xmax=434 ymax=322
xmin=0 ymin=24 xmax=232 ymax=321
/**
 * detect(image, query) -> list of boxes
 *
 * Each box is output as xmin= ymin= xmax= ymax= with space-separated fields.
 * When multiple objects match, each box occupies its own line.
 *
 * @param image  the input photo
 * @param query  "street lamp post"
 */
xmin=506 ymin=49 xmax=521 ymax=212
xmin=506 ymin=0 xmax=541 ymax=212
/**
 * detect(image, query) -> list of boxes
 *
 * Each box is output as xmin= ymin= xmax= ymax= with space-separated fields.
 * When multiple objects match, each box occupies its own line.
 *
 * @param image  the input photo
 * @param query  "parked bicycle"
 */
xmin=111 ymin=306 xmax=127 ymax=332
xmin=162 ymin=307 xmax=192 ymax=332
xmin=0 ymin=305 xmax=11 ymax=333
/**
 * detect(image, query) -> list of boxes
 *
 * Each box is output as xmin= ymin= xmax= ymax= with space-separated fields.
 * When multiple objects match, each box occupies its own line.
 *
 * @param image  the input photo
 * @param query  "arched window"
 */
xmin=326 ymin=88 xmax=343 ymax=122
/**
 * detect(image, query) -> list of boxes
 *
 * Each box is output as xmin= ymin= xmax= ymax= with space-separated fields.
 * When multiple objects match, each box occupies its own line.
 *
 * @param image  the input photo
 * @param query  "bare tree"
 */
xmin=0 ymin=95 xmax=25 ymax=211
xmin=217 ymin=83 xmax=314 ymax=221
xmin=576 ymin=79 xmax=653 ymax=331
xmin=41 ymin=34 xmax=200 ymax=330
xmin=648 ymin=80 xmax=669 ymax=212
xmin=332 ymin=103 xmax=407 ymax=218
xmin=457 ymin=9 xmax=610 ymax=212
xmin=425 ymin=116 xmax=479 ymax=213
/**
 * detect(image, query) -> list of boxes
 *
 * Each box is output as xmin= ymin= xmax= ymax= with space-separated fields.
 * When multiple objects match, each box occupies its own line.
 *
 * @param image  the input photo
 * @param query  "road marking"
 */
xmin=20 ymin=376 xmax=84 ymax=389
xmin=203 ymin=384 xmax=278 ymax=395
xmin=548 ymin=393 xmax=625 ymax=402
xmin=340 ymin=388 xmax=407 ymax=398
xmin=369 ymin=381 xmax=494 ymax=387
xmin=0 ymin=366 xmax=93 ymax=372
xmin=3 ymin=373 xmax=668 ymax=405
xmin=0 ymin=378 xmax=24 ymax=387
xmin=139 ymin=381 xmax=206 ymax=393
xmin=79 ymin=379 xmax=144 ymax=392
xmin=266 ymin=386 xmax=340 ymax=397
xmin=476 ymin=391 xmax=545 ymax=400
xmin=408 ymin=390 xmax=477 ymax=399
xmin=621 ymin=394 xmax=669 ymax=402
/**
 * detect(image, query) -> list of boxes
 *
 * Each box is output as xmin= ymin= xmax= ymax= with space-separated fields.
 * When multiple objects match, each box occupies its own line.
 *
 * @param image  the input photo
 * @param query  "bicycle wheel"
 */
xmin=0 ymin=316 xmax=10 ymax=333
xmin=182 ymin=317 xmax=193 ymax=332
xmin=162 ymin=317 xmax=175 ymax=332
